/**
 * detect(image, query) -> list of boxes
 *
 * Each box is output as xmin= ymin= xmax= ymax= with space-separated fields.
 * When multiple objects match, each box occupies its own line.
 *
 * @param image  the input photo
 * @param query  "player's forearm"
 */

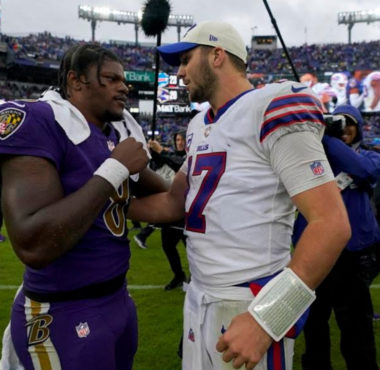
xmin=290 ymin=181 xmax=351 ymax=289
xmin=290 ymin=213 xmax=351 ymax=289
xmin=5 ymin=176 xmax=116 ymax=269
xmin=128 ymin=192 xmax=185 ymax=224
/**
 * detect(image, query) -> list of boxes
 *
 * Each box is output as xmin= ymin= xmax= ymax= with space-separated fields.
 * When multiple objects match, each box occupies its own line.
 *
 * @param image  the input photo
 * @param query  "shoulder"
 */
xmin=258 ymin=81 xmax=325 ymax=144
xmin=0 ymin=100 xmax=55 ymax=140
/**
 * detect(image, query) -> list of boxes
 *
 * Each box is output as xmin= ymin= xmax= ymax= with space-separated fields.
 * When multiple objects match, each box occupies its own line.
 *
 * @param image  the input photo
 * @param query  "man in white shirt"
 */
xmin=128 ymin=20 xmax=350 ymax=370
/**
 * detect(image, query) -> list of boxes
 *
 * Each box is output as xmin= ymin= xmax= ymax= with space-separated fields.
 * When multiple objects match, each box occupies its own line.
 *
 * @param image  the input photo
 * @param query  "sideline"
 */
xmin=0 ymin=284 xmax=380 ymax=290
xmin=0 ymin=284 xmax=165 ymax=290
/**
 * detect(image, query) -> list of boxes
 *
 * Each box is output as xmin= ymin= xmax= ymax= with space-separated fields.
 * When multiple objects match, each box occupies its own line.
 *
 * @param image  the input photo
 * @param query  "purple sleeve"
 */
xmin=0 ymin=101 xmax=66 ymax=169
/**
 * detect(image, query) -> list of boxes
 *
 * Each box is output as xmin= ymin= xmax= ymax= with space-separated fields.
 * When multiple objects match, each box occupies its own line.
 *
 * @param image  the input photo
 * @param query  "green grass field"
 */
xmin=0 ymin=223 xmax=379 ymax=370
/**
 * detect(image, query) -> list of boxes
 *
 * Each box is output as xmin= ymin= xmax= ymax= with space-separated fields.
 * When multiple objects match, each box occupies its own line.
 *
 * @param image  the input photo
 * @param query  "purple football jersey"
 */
xmin=0 ymin=100 xmax=132 ymax=293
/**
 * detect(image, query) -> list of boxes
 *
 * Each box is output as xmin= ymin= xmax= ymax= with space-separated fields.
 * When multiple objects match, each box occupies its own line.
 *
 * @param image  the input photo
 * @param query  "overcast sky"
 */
xmin=1 ymin=0 xmax=380 ymax=47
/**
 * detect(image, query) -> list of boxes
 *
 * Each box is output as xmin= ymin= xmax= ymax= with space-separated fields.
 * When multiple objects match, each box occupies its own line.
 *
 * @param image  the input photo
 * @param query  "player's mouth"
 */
xmin=114 ymin=96 xmax=127 ymax=107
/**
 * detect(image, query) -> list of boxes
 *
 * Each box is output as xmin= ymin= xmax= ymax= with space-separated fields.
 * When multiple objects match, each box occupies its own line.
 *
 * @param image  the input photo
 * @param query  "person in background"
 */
xmin=0 ymin=44 xmax=167 ymax=370
xmin=300 ymin=72 xmax=332 ymax=112
xmin=0 ymin=175 xmax=6 ymax=242
xmin=347 ymin=70 xmax=367 ymax=110
xmin=133 ymin=223 xmax=154 ymax=249
xmin=363 ymin=71 xmax=380 ymax=112
xmin=148 ymin=131 xmax=188 ymax=290
xmin=293 ymin=104 xmax=380 ymax=370
xmin=329 ymin=72 xmax=348 ymax=109
xmin=127 ymin=20 xmax=350 ymax=370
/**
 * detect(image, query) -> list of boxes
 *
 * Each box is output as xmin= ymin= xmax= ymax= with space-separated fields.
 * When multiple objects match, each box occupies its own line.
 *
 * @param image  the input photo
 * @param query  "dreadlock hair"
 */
xmin=58 ymin=44 xmax=123 ymax=99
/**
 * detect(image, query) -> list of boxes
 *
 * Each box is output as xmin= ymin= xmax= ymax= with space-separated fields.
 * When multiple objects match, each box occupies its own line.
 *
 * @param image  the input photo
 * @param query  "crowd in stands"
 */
xmin=0 ymin=80 xmax=49 ymax=101
xmin=1 ymin=32 xmax=175 ymax=72
xmin=0 ymin=32 xmax=380 ymax=143
xmin=363 ymin=113 xmax=380 ymax=148
xmin=3 ymin=32 xmax=380 ymax=76
xmin=139 ymin=116 xmax=190 ymax=145
xmin=248 ymin=40 xmax=380 ymax=77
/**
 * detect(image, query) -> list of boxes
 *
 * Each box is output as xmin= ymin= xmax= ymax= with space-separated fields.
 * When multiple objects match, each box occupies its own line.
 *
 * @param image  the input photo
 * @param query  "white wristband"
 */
xmin=248 ymin=268 xmax=316 ymax=342
xmin=94 ymin=158 xmax=130 ymax=190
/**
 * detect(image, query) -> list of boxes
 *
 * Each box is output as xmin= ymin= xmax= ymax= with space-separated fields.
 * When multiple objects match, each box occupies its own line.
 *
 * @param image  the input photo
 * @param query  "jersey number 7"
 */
xmin=185 ymin=152 xmax=226 ymax=233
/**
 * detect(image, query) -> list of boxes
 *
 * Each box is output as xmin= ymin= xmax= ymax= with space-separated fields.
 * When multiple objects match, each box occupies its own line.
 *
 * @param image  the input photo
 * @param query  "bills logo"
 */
xmin=188 ymin=328 xmax=195 ymax=342
xmin=158 ymin=72 xmax=169 ymax=87
xmin=197 ymin=144 xmax=209 ymax=152
xmin=310 ymin=161 xmax=325 ymax=176
xmin=76 ymin=322 xmax=90 ymax=338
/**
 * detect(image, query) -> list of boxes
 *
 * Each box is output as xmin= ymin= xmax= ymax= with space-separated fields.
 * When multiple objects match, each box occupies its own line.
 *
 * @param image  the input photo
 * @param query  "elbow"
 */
xmin=343 ymin=222 xmax=352 ymax=245
xmin=16 ymin=249 xmax=50 ymax=269
xmin=12 ymin=239 xmax=54 ymax=270
xmin=339 ymin=215 xmax=352 ymax=247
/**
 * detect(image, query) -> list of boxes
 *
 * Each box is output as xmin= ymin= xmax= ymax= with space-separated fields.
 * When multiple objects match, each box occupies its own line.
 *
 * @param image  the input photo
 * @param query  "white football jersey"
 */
xmin=183 ymin=81 xmax=334 ymax=291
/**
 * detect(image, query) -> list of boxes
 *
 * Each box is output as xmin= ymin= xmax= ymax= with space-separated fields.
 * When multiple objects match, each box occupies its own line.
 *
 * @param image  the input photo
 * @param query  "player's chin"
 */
xmin=104 ymin=109 xmax=124 ymax=122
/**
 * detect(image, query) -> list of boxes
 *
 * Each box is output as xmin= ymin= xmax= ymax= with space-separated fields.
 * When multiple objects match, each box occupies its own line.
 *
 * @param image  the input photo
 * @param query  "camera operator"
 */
xmin=293 ymin=104 xmax=380 ymax=370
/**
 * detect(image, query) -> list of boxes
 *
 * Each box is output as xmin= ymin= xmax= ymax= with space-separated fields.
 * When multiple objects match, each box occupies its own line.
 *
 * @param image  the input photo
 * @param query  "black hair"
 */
xmin=58 ymin=44 xmax=123 ymax=99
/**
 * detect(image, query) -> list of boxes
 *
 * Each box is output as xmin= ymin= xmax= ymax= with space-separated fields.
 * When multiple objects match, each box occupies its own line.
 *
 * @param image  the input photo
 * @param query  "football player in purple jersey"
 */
xmin=0 ymin=44 xmax=167 ymax=370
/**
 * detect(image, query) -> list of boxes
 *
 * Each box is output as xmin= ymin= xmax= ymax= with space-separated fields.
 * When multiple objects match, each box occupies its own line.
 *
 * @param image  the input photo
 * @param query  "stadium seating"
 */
xmin=0 ymin=32 xmax=379 ymax=144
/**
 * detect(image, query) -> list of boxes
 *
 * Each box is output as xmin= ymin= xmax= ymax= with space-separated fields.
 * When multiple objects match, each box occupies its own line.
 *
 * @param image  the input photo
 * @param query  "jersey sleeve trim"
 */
xmin=260 ymin=93 xmax=325 ymax=142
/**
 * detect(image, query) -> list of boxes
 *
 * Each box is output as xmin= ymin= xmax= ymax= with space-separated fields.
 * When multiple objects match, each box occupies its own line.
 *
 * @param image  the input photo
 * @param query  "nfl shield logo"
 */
xmin=107 ymin=140 xmax=115 ymax=151
xmin=76 ymin=322 xmax=90 ymax=338
xmin=310 ymin=161 xmax=325 ymax=176
xmin=188 ymin=328 xmax=195 ymax=342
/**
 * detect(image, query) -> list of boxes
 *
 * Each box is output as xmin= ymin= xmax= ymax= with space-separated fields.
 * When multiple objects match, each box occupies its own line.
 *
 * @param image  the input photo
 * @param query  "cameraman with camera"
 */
xmin=293 ymin=104 xmax=380 ymax=370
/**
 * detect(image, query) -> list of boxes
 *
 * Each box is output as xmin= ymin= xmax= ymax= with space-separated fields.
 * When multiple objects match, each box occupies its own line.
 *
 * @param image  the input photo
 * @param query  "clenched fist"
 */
xmin=111 ymin=137 xmax=149 ymax=174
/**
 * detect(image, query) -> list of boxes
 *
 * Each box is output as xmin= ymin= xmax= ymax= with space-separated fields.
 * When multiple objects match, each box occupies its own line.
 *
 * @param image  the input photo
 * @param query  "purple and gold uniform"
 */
xmin=0 ymin=99 xmax=141 ymax=370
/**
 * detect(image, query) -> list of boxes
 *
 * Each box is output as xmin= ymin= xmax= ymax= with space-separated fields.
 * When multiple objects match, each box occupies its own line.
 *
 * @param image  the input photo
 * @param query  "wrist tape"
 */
xmin=248 ymin=267 xmax=316 ymax=342
xmin=94 ymin=158 xmax=130 ymax=190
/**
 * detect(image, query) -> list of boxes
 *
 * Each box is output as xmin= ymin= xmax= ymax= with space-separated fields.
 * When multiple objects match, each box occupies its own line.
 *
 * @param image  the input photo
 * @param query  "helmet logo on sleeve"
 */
xmin=0 ymin=107 xmax=26 ymax=140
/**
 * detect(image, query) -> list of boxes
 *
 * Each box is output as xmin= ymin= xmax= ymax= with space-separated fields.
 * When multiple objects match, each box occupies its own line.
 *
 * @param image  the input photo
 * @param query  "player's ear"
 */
xmin=66 ymin=70 xmax=82 ymax=92
xmin=211 ymin=47 xmax=226 ymax=68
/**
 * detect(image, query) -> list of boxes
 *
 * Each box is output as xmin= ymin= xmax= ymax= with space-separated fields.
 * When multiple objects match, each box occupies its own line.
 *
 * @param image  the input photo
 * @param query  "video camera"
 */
xmin=323 ymin=114 xmax=347 ymax=138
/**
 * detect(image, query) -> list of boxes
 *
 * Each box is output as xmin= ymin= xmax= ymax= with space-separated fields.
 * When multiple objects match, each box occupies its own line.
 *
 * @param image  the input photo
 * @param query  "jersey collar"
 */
xmin=204 ymin=88 xmax=254 ymax=125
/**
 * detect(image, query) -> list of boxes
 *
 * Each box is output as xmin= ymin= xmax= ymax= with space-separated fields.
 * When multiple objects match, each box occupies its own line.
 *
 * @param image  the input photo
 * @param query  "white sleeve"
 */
xmin=270 ymin=131 xmax=334 ymax=197
xmin=179 ymin=157 xmax=188 ymax=176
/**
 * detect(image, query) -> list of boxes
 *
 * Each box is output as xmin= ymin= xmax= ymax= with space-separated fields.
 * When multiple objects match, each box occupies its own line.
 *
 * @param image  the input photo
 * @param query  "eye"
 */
xmin=102 ymin=74 xmax=118 ymax=82
xmin=179 ymin=55 xmax=189 ymax=66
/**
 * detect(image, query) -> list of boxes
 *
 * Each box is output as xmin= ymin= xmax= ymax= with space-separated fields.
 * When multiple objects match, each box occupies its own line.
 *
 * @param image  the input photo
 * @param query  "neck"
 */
xmin=68 ymin=97 xmax=104 ymax=129
xmin=209 ymin=75 xmax=252 ymax=114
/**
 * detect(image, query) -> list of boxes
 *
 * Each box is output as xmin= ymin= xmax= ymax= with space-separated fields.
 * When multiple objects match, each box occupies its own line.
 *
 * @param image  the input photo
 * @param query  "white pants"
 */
xmin=0 ymin=285 xmax=24 ymax=370
xmin=182 ymin=281 xmax=294 ymax=370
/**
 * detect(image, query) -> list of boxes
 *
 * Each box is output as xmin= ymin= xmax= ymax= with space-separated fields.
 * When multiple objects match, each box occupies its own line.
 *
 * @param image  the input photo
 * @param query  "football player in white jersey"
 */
xmin=128 ymin=21 xmax=351 ymax=370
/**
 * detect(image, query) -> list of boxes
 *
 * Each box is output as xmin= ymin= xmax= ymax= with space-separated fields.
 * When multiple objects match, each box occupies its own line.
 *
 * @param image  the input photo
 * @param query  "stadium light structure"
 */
xmin=78 ymin=5 xmax=193 ymax=44
xmin=167 ymin=14 xmax=194 ymax=42
xmin=338 ymin=9 xmax=380 ymax=44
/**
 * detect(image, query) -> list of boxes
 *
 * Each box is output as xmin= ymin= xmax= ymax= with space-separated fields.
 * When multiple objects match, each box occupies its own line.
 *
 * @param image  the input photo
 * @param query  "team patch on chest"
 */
xmin=0 ymin=107 xmax=26 ymax=140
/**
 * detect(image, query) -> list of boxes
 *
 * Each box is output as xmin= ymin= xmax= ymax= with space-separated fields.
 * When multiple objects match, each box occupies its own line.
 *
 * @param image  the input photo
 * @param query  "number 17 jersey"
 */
xmin=182 ymin=82 xmax=333 ymax=290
